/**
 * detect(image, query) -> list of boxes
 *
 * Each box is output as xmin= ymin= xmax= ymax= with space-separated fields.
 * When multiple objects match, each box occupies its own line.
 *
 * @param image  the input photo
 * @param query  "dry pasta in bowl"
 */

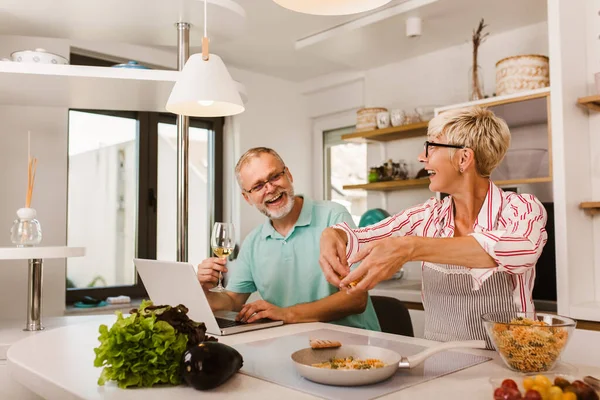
xmin=482 ymin=312 xmax=576 ymax=373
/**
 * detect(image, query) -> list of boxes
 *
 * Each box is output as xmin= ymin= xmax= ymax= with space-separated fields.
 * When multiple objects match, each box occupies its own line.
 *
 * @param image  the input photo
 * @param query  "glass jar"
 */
xmin=11 ymin=208 xmax=42 ymax=247
xmin=368 ymin=168 xmax=379 ymax=183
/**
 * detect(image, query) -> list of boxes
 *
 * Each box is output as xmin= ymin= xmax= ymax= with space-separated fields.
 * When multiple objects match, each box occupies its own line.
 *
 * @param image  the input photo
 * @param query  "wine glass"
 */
xmin=210 ymin=222 xmax=235 ymax=293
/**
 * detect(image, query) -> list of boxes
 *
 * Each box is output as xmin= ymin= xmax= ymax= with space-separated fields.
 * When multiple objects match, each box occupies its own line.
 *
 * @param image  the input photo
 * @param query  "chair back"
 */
xmin=371 ymin=295 xmax=414 ymax=337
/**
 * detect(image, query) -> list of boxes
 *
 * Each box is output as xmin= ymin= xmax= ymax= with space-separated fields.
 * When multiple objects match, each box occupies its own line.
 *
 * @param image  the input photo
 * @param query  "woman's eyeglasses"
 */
xmin=245 ymin=167 xmax=287 ymax=194
xmin=423 ymin=141 xmax=465 ymax=158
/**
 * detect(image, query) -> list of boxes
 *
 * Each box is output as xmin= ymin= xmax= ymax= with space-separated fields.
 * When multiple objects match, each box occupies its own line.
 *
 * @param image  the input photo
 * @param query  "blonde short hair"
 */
xmin=235 ymin=147 xmax=285 ymax=187
xmin=427 ymin=106 xmax=511 ymax=177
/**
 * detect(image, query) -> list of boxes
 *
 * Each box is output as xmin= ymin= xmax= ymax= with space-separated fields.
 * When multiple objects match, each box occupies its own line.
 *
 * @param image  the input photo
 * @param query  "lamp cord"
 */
xmin=202 ymin=0 xmax=209 ymax=60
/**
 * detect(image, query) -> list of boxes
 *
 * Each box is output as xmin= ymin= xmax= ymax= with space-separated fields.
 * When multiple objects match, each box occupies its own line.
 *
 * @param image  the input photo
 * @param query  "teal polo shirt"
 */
xmin=226 ymin=197 xmax=381 ymax=332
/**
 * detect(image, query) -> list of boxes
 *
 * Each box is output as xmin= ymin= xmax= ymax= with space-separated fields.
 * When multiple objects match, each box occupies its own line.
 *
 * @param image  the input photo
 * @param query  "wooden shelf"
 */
xmin=343 ymin=178 xmax=430 ymax=191
xmin=494 ymin=176 xmax=553 ymax=186
xmin=341 ymin=121 xmax=429 ymax=142
xmin=343 ymin=176 xmax=552 ymax=192
xmin=0 ymin=62 xmax=247 ymax=111
xmin=577 ymin=95 xmax=600 ymax=112
xmin=436 ymin=87 xmax=551 ymax=113
xmin=580 ymin=201 xmax=600 ymax=216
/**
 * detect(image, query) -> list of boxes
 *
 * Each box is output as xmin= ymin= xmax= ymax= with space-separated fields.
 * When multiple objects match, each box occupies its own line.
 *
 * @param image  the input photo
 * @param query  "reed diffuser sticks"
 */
xmin=25 ymin=131 xmax=38 ymax=208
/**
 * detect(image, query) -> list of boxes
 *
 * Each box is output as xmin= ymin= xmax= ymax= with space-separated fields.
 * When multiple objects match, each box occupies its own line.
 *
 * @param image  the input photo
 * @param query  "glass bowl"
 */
xmin=482 ymin=312 xmax=576 ymax=373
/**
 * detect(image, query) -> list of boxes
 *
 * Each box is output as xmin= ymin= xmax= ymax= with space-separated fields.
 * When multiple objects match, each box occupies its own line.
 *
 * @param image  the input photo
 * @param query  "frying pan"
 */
xmin=291 ymin=340 xmax=486 ymax=386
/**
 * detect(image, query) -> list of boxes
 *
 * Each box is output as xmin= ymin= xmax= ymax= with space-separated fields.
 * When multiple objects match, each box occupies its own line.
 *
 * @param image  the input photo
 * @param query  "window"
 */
xmin=323 ymin=127 xmax=367 ymax=225
xmin=65 ymin=110 xmax=223 ymax=302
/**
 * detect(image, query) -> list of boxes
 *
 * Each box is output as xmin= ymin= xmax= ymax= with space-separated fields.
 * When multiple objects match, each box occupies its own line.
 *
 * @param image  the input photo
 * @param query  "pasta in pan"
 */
xmin=312 ymin=357 xmax=385 ymax=370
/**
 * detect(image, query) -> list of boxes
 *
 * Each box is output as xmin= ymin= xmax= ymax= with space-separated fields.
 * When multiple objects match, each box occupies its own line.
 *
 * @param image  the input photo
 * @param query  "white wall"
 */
xmin=226 ymin=67 xmax=311 ymax=241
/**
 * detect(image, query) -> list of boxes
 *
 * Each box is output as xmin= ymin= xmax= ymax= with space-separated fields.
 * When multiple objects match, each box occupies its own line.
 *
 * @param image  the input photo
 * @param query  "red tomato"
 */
xmin=494 ymin=387 xmax=507 ymax=400
xmin=523 ymin=389 xmax=542 ymax=400
xmin=502 ymin=379 xmax=519 ymax=391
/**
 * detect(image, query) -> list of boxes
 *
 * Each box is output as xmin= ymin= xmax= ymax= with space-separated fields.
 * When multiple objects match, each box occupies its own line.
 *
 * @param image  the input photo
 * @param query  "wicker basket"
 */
xmin=495 ymin=55 xmax=549 ymax=96
xmin=356 ymin=107 xmax=388 ymax=132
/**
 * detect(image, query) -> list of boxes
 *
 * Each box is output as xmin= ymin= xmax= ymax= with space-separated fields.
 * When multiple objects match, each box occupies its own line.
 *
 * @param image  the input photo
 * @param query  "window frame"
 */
xmin=65 ymin=110 xmax=223 ymax=303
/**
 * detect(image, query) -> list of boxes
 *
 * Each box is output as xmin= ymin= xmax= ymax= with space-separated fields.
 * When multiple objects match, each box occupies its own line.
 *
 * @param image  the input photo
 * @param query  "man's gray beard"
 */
xmin=258 ymin=188 xmax=296 ymax=220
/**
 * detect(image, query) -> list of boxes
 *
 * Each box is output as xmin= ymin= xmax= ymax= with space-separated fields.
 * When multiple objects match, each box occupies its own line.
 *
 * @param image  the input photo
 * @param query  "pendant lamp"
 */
xmin=166 ymin=0 xmax=244 ymax=117
xmin=272 ymin=0 xmax=392 ymax=16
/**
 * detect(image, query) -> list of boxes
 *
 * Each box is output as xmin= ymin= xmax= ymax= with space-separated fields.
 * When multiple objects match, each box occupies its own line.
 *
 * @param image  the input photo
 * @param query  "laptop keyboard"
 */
xmin=215 ymin=317 xmax=247 ymax=328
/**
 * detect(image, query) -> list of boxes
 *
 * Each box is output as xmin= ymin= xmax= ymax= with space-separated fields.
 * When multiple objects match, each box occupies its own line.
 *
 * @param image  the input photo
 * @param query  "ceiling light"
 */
xmin=273 ymin=0 xmax=392 ymax=16
xmin=166 ymin=0 xmax=244 ymax=117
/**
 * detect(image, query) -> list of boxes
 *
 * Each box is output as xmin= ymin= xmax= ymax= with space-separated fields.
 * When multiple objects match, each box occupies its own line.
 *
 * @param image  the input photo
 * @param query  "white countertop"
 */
xmin=371 ymin=279 xmax=422 ymax=303
xmin=0 ymin=315 xmax=103 ymax=361
xmin=7 ymin=315 xmax=600 ymax=400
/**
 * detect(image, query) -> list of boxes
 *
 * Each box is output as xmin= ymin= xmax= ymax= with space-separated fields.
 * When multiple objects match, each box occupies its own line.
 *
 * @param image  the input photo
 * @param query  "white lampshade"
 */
xmin=273 ymin=0 xmax=392 ymax=15
xmin=166 ymin=53 xmax=245 ymax=117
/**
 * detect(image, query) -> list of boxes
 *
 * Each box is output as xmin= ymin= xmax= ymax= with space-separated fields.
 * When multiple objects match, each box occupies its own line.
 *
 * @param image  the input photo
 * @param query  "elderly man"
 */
xmin=197 ymin=147 xmax=380 ymax=331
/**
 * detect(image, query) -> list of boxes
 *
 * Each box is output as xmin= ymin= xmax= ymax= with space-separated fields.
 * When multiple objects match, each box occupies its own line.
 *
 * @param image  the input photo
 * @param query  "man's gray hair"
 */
xmin=235 ymin=147 xmax=285 ymax=187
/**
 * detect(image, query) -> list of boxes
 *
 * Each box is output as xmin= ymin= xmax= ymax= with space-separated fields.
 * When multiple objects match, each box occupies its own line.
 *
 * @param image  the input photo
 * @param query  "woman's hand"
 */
xmin=340 ymin=236 xmax=414 ymax=293
xmin=319 ymin=227 xmax=350 ymax=287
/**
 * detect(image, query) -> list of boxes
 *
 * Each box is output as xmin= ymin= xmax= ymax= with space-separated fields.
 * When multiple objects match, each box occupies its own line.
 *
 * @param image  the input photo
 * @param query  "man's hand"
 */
xmin=341 ymin=236 xmax=413 ymax=293
xmin=236 ymin=300 xmax=294 ymax=324
xmin=197 ymin=257 xmax=228 ymax=290
xmin=319 ymin=227 xmax=350 ymax=287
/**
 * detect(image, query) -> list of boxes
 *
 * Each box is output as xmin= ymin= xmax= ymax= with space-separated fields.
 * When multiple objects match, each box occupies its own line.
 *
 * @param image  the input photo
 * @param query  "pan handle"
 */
xmin=403 ymin=340 xmax=487 ymax=368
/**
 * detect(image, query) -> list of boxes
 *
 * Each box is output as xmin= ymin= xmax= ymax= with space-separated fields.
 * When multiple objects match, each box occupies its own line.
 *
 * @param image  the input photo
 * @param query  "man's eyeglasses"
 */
xmin=245 ymin=167 xmax=287 ymax=194
xmin=423 ymin=141 xmax=465 ymax=158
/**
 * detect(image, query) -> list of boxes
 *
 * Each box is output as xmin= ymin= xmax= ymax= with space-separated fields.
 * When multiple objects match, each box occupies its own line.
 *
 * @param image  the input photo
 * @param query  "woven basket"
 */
xmin=356 ymin=107 xmax=388 ymax=131
xmin=495 ymin=55 xmax=549 ymax=96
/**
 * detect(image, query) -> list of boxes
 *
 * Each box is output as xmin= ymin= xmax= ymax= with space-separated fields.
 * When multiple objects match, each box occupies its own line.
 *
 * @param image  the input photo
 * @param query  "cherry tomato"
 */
xmin=502 ymin=379 xmax=519 ymax=391
xmin=523 ymin=377 xmax=535 ymax=391
xmin=495 ymin=387 xmax=507 ymax=400
xmin=561 ymin=393 xmax=577 ymax=400
xmin=524 ymin=389 xmax=542 ymax=400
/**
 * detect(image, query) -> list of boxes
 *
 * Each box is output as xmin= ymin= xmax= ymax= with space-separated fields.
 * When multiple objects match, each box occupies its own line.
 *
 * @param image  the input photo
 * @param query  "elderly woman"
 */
xmin=319 ymin=106 xmax=548 ymax=345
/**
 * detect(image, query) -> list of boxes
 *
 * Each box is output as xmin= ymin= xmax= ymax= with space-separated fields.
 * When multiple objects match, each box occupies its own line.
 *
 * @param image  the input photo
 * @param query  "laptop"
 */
xmin=133 ymin=258 xmax=283 ymax=336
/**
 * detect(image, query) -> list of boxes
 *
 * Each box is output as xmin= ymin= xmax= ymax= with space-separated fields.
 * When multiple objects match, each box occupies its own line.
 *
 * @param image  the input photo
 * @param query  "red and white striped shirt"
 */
xmin=336 ymin=181 xmax=548 ymax=314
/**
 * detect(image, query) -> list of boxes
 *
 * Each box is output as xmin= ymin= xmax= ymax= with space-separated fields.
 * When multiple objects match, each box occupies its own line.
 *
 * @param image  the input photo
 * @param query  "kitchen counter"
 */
xmin=7 ymin=315 xmax=600 ymax=399
xmin=371 ymin=279 xmax=423 ymax=304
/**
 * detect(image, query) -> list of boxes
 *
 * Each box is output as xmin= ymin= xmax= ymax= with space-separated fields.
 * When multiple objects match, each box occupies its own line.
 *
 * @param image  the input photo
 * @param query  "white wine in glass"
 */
xmin=210 ymin=222 xmax=235 ymax=293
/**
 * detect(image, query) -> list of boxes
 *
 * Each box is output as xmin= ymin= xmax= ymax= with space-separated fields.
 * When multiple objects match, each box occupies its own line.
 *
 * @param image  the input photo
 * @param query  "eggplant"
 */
xmin=181 ymin=342 xmax=244 ymax=390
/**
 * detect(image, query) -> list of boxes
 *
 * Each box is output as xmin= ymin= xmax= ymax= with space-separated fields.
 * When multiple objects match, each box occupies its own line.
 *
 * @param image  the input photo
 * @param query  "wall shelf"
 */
xmin=343 ymin=178 xmax=430 ymax=191
xmin=341 ymin=121 xmax=429 ymax=143
xmin=577 ymin=95 xmax=600 ymax=112
xmin=435 ymin=87 xmax=551 ymax=113
xmin=343 ymin=176 xmax=552 ymax=192
xmin=580 ymin=201 xmax=600 ymax=216
xmin=0 ymin=62 xmax=247 ymax=112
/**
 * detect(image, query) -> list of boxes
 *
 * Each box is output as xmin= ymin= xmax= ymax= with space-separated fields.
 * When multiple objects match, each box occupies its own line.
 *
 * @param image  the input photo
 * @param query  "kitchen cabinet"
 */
xmin=342 ymin=87 xmax=552 ymax=191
